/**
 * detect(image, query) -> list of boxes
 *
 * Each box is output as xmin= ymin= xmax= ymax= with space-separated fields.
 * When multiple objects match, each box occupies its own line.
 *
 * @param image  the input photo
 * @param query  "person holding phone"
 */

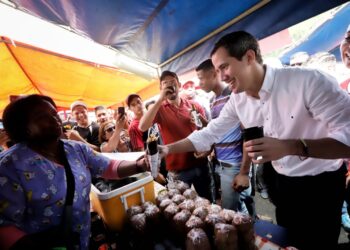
xmin=98 ymin=114 xmax=131 ymax=153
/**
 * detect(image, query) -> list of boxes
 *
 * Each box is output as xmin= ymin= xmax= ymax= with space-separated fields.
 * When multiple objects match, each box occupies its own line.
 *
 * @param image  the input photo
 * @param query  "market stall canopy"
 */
xmin=6 ymin=0 xmax=347 ymax=74
xmin=280 ymin=3 xmax=350 ymax=65
xmin=0 ymin=37 xmax=159 ymax=114
xmin=0 ymin=0 xmax=347 ymax=115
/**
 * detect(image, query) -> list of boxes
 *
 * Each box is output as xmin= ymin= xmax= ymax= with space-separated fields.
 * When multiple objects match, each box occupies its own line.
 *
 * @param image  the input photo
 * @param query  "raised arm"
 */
xmin=139 ymin=97 xmax=162 ymax=132
xmin=101 ymin=115 xmax=126 ymax=152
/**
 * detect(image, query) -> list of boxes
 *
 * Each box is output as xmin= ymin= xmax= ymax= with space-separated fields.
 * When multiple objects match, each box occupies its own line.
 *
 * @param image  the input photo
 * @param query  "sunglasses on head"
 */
xmin=105 ymin=126 xmax=115 ymax=133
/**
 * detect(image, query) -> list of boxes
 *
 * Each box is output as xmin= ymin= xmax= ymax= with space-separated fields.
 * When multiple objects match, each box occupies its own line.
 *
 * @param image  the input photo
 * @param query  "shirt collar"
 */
xmin=259 ymin=65 xmax=275 ymax=99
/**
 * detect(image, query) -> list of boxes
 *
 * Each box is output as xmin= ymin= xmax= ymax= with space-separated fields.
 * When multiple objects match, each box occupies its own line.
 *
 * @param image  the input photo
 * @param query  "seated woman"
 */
xmin=0 ymin=94 xmax=149 ymax=250
xmin=98 ymin=115 xmax=131 ymax=153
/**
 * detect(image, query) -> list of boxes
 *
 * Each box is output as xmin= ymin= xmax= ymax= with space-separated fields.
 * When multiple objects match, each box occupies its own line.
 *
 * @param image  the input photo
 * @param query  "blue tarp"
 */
xmin=9 ymin=0 xmax=349 ymax=74
xmin=280 ymin=3 xmax=350 ymax=65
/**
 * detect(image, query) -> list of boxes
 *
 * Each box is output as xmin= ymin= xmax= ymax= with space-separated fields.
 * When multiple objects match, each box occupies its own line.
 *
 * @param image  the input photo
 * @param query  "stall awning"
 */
xmin=0 ymin=37 xmax=159 ymax=115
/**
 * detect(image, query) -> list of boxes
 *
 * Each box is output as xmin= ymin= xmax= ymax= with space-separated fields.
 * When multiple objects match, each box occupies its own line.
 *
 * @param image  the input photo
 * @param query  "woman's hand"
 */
xmin=116 ymin=114 xmax=127 ymax=131
xmin=136 ymin=154 xmax=150 ymax=172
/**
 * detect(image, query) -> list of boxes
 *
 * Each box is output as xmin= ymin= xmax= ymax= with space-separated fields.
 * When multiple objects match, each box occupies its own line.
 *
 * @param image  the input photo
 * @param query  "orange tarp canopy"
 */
xmin=0 ymin=38 xmax=159 ymax=116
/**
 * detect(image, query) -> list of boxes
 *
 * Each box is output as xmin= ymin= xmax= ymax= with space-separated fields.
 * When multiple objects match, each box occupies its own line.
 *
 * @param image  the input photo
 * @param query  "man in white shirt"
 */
xmin=160 ymin=31 xmax=350 ymax=249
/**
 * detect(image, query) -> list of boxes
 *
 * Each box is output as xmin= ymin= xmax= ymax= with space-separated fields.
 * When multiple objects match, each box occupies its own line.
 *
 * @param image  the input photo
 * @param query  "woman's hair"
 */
xmin=98 ymin=121 xmax=114 ymax=143
xmin=2 ymin=94 xmax=56 ymax=143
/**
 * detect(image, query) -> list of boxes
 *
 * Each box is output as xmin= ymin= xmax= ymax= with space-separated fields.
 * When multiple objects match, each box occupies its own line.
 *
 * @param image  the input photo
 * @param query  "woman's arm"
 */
xmin=102 ymin=156 xmax=149 ymax=179
xmin=101 ymin=116 xmax=127 ymax=152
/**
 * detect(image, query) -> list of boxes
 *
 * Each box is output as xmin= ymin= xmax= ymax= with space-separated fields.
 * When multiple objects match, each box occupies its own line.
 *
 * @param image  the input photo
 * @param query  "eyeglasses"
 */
xmin=105 ymin=126 xmax=115 ymax=133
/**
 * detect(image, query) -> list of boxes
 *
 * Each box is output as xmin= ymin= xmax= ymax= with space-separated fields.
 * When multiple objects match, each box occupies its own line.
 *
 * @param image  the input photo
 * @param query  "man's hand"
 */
xmin=244 ymin=137 xmax=292 ymax=164
xmin=0 ymin=130 xmax=9 ymax=148
xmin=233 ymin=173 xmax=250 ymax=192
xmin=198 ymin=114 xmax=208 ymax=127
xmin=159 ymin=81 xmax=176 ymax=101
xmin=65 ymin=129 xmax=83 ymax=141
xmin=194 ymin=150 xmax=211 ymax=158
xmin=158 ymin=145 xmax=169 ymax=159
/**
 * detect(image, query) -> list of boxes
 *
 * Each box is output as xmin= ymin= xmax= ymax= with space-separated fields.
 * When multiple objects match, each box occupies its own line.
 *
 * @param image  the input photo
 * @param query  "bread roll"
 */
xmin=126 ymin=205 xmax=143 ymax=220
xmin=179 ymin=199 xmax=195 ymax=212
xmin=192 ymin=206 xmax=209 ymax=221
xmin=219 ymin=209 xmax=236 ymax=224
xmin=214 ymin=223 xmax=238 ymax=250
xmin=172 ymin=194 xmax=186 ymax=205
xmin=183 ymin=189 xmax=197 ymax=200
xmin=186 ymin=228 xmax=211 ymax=250
xmin=164 ymin=203 xmax=180 ymax=220
xmin=185 ymin=215 xmax=205 ymax=232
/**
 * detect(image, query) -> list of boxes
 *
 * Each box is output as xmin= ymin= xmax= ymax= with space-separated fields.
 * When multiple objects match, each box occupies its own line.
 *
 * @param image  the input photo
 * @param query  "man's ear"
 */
xmin=210 ymin=68 xmax=217 ymax=78
xmin=176 ymin=80 xmax=181 ymax=88
xmin=245 ymin=49 xmax=256 ymax=64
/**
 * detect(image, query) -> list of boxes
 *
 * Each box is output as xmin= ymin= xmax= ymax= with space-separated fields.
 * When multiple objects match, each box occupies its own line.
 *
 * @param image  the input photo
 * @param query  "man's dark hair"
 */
xmin=145 ymin=100 xmax=156 ymax=110
xmin=211 ymin=31 xmax=263 ymax=64
xmin=160 ymin=70 xmax=179 ymax=82
xmin=196 ymin=59 xmax=215 ymax=72
xmin=2 ymin=94 xmax=56 ymax=143
xmin=94 ymin=105 xmax=106 ymax=113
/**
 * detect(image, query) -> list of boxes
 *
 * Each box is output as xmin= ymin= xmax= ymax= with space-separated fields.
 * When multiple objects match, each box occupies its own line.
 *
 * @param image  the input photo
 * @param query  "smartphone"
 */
xmin=117 ymin=107 xmax=125 ymax=116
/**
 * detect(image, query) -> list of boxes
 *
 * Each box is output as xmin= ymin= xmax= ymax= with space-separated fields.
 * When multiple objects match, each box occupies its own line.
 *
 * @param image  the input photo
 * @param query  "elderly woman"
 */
xmin=99 ymin=116 xmax=131 ymax=153
xmin=0 ymin=95 xmax=149 ymax=250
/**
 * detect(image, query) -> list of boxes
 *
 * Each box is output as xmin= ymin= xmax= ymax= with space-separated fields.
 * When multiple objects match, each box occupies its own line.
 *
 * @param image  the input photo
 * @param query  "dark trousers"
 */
xmin=271 ymin=164 xmax=346 ymax=250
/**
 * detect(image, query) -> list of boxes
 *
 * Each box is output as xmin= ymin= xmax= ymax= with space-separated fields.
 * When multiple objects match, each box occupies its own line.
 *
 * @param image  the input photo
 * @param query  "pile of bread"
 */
xmin=126 ymin=181 xmax=257 ymax=250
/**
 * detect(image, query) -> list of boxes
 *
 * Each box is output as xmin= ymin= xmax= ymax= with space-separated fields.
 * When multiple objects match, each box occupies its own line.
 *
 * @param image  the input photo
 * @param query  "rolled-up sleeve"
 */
xmin=306 ymin=72 xmax=350 ymax=146
xmin=188 ymin=96 xmax=239 ymax=151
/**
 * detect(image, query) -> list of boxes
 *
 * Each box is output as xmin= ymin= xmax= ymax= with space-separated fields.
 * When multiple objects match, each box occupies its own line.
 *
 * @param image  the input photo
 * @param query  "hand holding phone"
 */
xmin=117 ymin=107 xmax=125 ymax=116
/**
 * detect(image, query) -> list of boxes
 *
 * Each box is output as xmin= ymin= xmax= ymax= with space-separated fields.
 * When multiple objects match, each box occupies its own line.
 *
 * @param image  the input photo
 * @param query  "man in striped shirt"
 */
xmin=196 ymin=59 xmax=252 ymax=214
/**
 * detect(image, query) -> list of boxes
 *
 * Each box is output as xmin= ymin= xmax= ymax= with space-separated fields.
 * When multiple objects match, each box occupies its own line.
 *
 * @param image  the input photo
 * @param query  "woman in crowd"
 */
xmin=98 ymin=116 xmax=131 ymax=153
xmin=0 ymin=94 xmax=149 ymax=249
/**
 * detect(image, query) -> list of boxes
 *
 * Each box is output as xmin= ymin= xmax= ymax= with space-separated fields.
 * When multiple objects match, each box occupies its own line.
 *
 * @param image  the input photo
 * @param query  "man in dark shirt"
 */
xmin=65 ymin=100 xmax=100 ymax=151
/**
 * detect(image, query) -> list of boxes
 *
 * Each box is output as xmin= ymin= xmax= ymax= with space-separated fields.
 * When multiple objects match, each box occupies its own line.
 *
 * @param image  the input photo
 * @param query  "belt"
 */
xmin=216 ymin=160 xmax=233 ymax=168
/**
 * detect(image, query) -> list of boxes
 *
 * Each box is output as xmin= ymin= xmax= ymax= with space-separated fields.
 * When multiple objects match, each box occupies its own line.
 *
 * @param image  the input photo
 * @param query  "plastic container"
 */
xmin=90 ymin=172 xmax=155 ymax=231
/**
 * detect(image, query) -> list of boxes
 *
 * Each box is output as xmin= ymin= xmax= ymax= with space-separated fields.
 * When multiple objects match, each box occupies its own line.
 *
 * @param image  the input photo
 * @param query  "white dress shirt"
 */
xmin=188 ymin=66 xmax=350 ymax=176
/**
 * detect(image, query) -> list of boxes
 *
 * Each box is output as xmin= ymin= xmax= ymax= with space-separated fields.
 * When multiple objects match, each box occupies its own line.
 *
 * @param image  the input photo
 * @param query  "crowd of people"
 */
xmin=0 ymin=24 xmax=349 ymax=249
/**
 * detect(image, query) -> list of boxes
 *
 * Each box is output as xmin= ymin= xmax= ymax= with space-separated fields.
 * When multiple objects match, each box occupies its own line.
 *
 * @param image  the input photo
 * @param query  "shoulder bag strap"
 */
xmin=59 ymin=141 xmax=78 ymax=249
